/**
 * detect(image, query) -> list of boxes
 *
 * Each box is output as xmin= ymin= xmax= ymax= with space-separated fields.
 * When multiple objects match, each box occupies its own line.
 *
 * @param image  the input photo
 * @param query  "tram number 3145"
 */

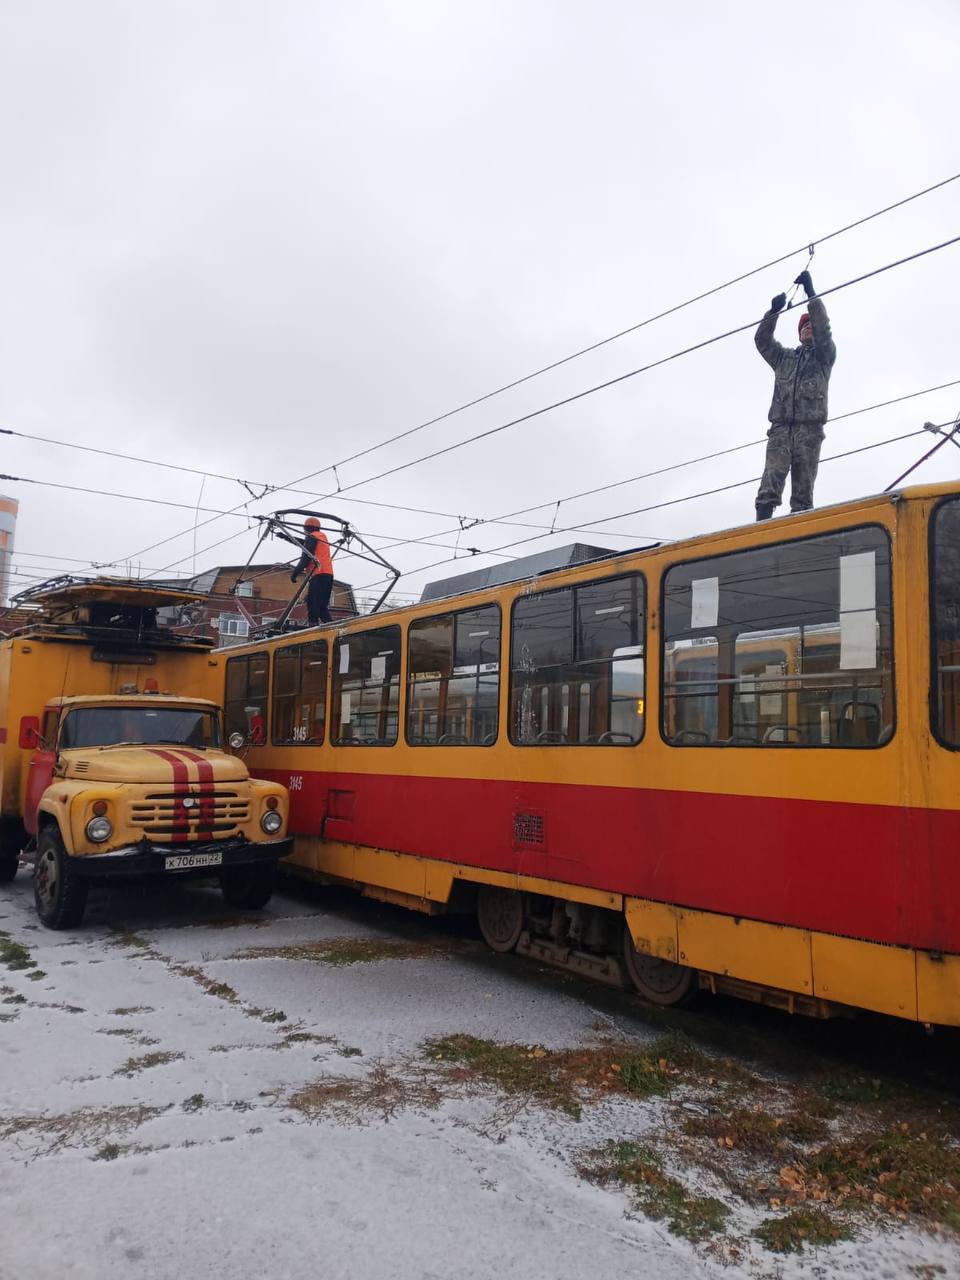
xmin=288 ymin=775 xmax=304 ymax=792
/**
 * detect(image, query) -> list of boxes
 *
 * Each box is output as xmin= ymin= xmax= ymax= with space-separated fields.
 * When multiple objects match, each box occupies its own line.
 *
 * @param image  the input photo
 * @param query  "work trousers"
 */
xmin=307 ymin=573 xmax=334 ymax=625
xmin=756 ymin=423 xmax=824 ymax=513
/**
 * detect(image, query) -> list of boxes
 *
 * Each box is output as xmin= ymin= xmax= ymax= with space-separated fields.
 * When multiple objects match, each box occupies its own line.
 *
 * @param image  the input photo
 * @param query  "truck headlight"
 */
xmin=86 ymin=815 xmax=113 ymax=843
xmin=260 ymin=809 xmax=283 ymax=835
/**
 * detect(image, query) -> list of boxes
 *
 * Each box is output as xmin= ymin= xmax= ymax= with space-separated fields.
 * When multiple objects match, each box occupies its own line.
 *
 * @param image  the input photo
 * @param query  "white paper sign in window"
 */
xmin=340 ymin=692 xmax=352 ymax=725
xmin=370 ymin=655 xmax=386 ymax=682
xmin=839 ymin=551 xmax=877 ymax=670
xmin=339 ymin=644 xmax=350 ymax=674
xmin=690 ymin=577 xmax=719 ymax=629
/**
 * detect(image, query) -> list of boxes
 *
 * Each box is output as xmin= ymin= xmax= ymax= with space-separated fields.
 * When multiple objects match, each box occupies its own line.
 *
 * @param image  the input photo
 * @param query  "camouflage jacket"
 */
xmin=755 ymin=295 xmax=837 ymax=427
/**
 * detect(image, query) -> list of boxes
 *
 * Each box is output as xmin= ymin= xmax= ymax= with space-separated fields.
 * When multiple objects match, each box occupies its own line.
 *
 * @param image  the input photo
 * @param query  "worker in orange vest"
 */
xmin=291 ymin=517 xmax=334 ymax=626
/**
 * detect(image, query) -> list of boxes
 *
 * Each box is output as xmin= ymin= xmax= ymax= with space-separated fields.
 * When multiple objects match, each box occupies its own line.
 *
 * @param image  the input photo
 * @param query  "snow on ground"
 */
xmin=0 ymin=872 xmax=957 ymax=1280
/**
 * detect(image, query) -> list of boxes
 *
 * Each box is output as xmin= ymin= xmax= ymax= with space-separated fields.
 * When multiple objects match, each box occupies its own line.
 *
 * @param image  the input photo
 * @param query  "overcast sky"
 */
xmin=1 ymin=0 xmax=958 ymax=606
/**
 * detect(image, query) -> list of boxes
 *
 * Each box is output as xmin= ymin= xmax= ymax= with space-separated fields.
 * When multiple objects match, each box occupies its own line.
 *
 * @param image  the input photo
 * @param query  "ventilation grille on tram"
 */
xmin=513 ymin=811 xmax=546 ymax=849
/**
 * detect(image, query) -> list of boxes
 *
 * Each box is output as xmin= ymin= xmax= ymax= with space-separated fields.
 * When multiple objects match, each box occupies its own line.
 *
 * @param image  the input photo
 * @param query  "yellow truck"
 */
xmin=0 ymin=579 xmax=291 ymax=928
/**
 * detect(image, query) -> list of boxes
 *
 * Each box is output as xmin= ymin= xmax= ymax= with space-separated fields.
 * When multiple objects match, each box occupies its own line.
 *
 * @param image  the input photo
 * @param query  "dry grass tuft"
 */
xmin=234 ymin=938 xmax=446 ymax=966
xmin=289 ymin=1063 xmax=443 ymax=1123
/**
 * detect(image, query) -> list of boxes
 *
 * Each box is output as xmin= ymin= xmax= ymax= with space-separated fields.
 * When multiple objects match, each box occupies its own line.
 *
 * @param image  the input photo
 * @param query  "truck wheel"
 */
xmin=34 ymin=826 xmax=88 ymax=930
xmin=220 ymin=862 xmax=274 ymax=910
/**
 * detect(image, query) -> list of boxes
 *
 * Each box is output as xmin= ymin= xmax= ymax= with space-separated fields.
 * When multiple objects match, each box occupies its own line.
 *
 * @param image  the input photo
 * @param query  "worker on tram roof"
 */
xmin=754 ymin=269 xmax=837 ymax=521
xmin=291 ymin=517 xmax=334 ymax=626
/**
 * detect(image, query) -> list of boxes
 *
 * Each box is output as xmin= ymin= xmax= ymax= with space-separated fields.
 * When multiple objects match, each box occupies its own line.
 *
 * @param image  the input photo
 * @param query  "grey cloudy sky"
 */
xmin=1 ymin=0 xmax=958 ymax=605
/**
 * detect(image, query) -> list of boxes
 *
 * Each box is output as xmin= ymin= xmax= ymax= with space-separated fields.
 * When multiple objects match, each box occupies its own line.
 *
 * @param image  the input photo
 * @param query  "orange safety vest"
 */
xmin=306 ymin=529 xmax=333 ymax=576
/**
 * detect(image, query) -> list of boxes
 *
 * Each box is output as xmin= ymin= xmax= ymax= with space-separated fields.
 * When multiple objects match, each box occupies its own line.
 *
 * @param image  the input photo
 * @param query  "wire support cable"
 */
xmin=98 ymin=204 xmax=960 ymax=573
xmin=351 ymin=423 xmax=949 ymax=594
xmin=127 ymin=363 xmax=960 ymax=580
xmin=6 ymin=173 xmax=957 ymax=518
xmin=267 ymin=170 xmax=960 ymax=496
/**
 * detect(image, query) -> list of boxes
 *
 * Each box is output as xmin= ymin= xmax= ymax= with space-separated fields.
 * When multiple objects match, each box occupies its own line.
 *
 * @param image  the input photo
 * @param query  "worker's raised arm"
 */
xmin=755 ymin=293 xmax=787 ymax=369
xmin=290 ymin=538 xmax=313 ymax=583
xmin=806 ymin=295 xmax=836 ymax=369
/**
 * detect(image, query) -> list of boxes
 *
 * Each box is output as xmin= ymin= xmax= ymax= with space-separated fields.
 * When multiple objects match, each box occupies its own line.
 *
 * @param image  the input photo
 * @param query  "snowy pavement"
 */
xmin=0 ymin=872 xmax=957 ymax=1280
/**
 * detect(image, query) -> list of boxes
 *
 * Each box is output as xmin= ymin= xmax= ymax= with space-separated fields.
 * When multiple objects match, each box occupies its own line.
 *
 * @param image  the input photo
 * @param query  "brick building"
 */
xmin=157 ymin=564 xmax=357 ymax=645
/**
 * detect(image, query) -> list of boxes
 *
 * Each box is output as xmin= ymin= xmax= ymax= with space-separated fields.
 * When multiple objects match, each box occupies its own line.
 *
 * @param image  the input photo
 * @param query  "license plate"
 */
xmin=165 ymin=852 xmax=223 ymax=871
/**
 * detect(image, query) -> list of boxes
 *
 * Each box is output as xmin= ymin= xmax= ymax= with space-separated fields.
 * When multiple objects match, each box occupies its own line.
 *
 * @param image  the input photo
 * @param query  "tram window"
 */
xmin=931 ymin=497 xmax=960 ymax=747
xmin=509 ymin=574 xmax=645 ymax=745
xmin=225 ymin=652 xmax=269 ymax=744
xmin=272 ymin=639 xmax=327 ymax=745
xmin=406 ymin=605 xmax=500 ymax=746
xmin=662 ymin=525 xmax=894 ymax=747
xmin=332 ymin=626 xmax=401 ymax=745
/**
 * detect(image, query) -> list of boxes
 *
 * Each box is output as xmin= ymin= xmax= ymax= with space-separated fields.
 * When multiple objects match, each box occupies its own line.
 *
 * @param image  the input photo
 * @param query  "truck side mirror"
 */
xmin=228 ymin=732 xmax=246 ymax=751
xmin=18 ymin=716 xmax=40 ymax=750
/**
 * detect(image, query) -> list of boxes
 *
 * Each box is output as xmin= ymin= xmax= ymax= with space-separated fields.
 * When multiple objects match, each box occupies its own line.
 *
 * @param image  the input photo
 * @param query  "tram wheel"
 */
xmin=622 ymin=923 xmax=696 ymax=1007
xmin=477 ymin=885 xmax=524 ymax=953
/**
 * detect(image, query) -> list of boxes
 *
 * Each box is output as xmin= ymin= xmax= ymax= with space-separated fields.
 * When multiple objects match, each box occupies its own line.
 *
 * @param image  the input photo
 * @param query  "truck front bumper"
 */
xmin=70 ymin=836 xmax=293 ymax=879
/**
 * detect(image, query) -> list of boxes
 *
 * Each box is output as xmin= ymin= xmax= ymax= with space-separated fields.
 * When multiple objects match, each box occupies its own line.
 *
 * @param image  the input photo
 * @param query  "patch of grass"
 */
xmin=289 ymin=1063 xmax=442 ymax=1123
xmin=752 ymin=1207 xmax=852 ymax=1253
xmin=815 ymin=1072 xmax=902 ymax=1107
xmin=110 ymin=1006 xmax=154 ymax=1016
xmin=182 ymin=1094 xmax=205 ymax=1112
xmin=579 ymin=1140 xmax=730 ymax=1242
xmin=338 ymin=1045 xmax=363 ymax=1058
xmin=684 ymin=1104 xmax=828 ymax=1155
xmin=92 ymin=1143 xmax=124 ymax=1161
xmin=113 ymin=1052 xmax=184 ymax=1078
xmin=0 ymin=1104 xmax=165 ymax=1155
xmin=26 ymin=971 xmax=46 ymax=981
xmin=2 ymin=993 xmax=26 ymax=1006
xmin=0 ymin=932 xmax=36 ymax=971
xmin=171 ymin=964 xmax=240 ymax=1003
xmin=256 ymin=1008 xmax=287 ymax=1023
xmin=235 ymin=938 xmax=445 ymax=966
xmin=423 ymin=1033 xmax=686 ymax=1118
xmin=109 ymin=928 xmax=160 ymax=957
xmin=276 ymin=1032 xmax=334 ymax=1048
xmin=792 ymin=1125 xmax=960 ymax=1226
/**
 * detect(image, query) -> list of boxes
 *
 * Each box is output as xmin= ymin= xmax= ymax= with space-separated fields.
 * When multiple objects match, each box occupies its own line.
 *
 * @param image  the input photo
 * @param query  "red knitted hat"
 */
xmin=798 ymin=312 xmax=811 ymax=335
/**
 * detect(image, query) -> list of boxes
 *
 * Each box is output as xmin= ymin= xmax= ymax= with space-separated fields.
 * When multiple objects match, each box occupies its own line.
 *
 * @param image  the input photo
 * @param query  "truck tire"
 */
xmin=220 ymin=862 xmax=274 ymax=910
xmin=34 ymin=826 xmax=88 ymax=930
xmin=0 ymin=818 xmax=25 ymax=883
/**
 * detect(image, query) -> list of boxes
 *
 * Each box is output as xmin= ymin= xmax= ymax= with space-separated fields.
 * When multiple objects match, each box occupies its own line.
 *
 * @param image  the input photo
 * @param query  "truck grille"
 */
xmin=130 ymin=790 xmax=249 ymax=839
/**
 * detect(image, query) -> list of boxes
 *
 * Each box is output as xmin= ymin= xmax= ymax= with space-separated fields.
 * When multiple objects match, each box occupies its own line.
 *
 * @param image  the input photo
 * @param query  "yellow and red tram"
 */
xmin=219 ymin=482 xmax=960 ymax=1027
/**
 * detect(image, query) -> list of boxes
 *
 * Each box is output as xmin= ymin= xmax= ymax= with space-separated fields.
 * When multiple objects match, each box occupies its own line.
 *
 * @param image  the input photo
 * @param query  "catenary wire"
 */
xmin=351 ymin=425 xmax=948 ymax=593
xmin=11 ymin=376 xmax=958 ymax=582
xmin=146 ymin=369 xmax=960 ymax=579
xmin=99 ymin=195 xmax=960 ymax=570
xmin=257 ymin=171 xmax=960 ymax=495
xmin=11 ymin=171 xmax=956 ymax=524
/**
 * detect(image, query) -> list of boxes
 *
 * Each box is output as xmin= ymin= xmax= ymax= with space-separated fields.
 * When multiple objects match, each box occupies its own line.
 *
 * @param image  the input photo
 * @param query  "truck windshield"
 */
xmin=59 ymin=707 xmax=221 ymax=749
